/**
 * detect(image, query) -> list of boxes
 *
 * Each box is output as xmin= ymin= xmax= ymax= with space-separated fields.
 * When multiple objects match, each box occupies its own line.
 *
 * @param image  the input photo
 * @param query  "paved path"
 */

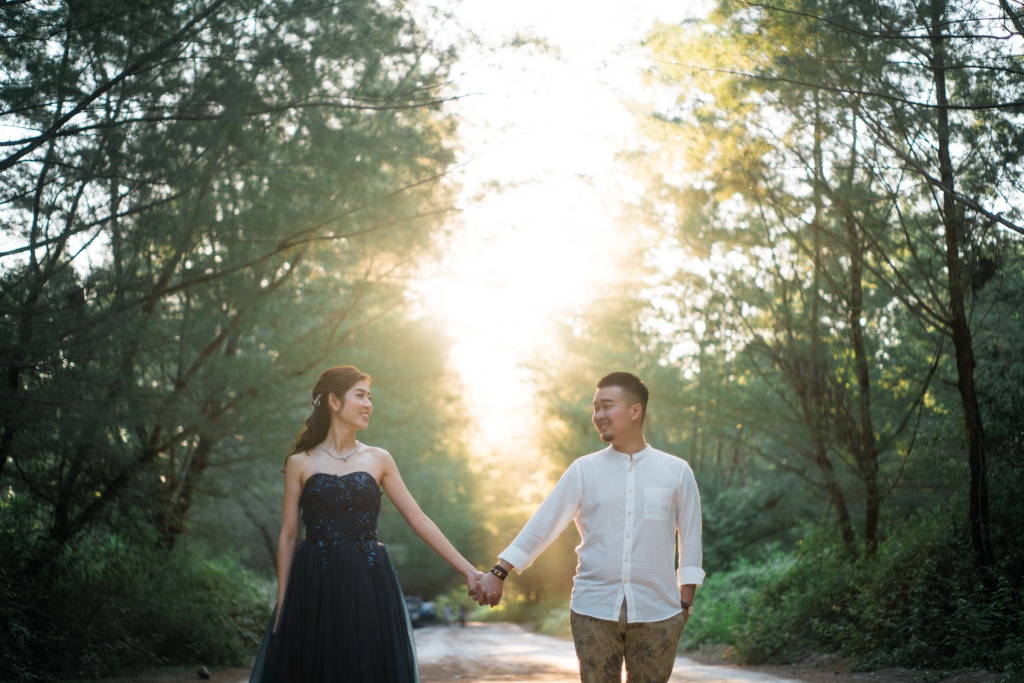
xmin=415 ymin=622 xmax=805 ymax=683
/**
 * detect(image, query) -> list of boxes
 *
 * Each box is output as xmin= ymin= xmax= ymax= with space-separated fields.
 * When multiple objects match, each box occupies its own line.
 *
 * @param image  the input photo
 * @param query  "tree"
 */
xmin=638 ymin=0 xmax=1024 ymax=564
xmin=0 ymin=0 xmax=460 ymax=565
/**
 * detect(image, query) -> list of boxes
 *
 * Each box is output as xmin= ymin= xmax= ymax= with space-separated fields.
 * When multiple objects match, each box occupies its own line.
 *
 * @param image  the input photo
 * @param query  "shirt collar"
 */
xmin=608 ymin=443 xmax=652 ymax=463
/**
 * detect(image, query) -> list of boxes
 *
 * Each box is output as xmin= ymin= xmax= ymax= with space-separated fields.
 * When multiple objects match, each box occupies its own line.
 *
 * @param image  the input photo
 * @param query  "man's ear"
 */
xmin=631 ymin=403 xmax=643 ymax=421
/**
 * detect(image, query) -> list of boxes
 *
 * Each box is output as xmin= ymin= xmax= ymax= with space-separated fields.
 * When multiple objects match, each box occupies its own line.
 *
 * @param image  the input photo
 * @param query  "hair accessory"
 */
xmin=312 ymin=393 xmax=322 ymax=407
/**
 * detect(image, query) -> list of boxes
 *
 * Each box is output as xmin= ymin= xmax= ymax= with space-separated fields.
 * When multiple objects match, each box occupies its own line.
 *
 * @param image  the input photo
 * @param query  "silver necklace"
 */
xmin=318 ymin=441 xmax=361 ymax=462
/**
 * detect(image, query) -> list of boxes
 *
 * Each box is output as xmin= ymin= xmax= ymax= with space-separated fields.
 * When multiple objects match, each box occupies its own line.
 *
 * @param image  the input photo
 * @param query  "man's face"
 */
xmin=592 ymin=385 xmax=640 ymax=443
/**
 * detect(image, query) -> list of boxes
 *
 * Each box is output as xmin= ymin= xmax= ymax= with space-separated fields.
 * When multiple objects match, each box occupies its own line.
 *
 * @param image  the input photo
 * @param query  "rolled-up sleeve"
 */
xmin=499 ymin=462 xmax=582 ymax=572
xmin=676 ymin=464 xmax=705 ymax=586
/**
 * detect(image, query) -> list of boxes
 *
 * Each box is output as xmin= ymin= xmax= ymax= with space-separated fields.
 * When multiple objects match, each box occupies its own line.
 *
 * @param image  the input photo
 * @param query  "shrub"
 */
xmin=679 ymin=552 xmax=796 ymax=652
xmin=1 ymin=532 xmax=271 ymax=681
xmin=690 ymin=513 xmax=1024 ymax=675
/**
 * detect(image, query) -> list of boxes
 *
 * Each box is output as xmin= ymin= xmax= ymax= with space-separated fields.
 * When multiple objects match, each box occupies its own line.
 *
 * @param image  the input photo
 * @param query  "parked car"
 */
xmin=405 ymin=595 xmax=424 ymax=627
xmin=419 ymin=600 xmax=436 ymax=624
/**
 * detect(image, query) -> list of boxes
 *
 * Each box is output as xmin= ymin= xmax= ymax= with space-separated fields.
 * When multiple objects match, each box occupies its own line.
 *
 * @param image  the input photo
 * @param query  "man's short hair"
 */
xmin=597 ymin=372 xmax=649 ymax=421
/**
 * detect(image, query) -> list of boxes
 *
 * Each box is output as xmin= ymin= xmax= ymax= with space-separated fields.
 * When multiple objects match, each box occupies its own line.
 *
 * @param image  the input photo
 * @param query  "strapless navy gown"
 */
xmin=249 ymin=471 xmax=418 ymax=682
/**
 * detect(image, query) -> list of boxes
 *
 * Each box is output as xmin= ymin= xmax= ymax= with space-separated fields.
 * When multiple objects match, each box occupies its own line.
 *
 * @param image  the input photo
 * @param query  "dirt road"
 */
xmin=415 ymin=622 xmax=803 ymax=683
xmin=212 ymin=622 xmax=995 ymax=683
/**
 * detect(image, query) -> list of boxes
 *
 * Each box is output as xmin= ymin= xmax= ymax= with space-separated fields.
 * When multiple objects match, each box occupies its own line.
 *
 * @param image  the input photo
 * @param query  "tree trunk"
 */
xmin=837 ymin=116 xmax=882 ymax=554
xmin=929 ymin=0 xmax=994 ymax=568
xmin=844 ymin=209 xmax=881 ymax=554
xmin=811 ymin=97 xmax=857 ymax=554
xmin=155 ymin=434 xmax=215 ymax=549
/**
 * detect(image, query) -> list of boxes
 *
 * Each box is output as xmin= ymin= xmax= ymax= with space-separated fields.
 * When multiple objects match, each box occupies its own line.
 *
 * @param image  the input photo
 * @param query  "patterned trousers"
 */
xmin=569 ymin=600 xmax=687 ymax=683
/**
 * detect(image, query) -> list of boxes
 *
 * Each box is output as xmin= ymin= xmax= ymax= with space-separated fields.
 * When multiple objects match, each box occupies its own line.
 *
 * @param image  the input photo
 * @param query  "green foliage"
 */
xmin=733 ymin=532 xmax=866 ymax=663
xmin=679 ymin=553 xmax=797 ymax=651
xmin=699 ymin=473 xmax=815 ymax=573
xmin=637 ymin=0 xmax=1024 ymax=566
xmin=511 ymin=0 xmax=1024 ymax=675
xmin=0 ymin=531 xmax=269 ymax=681
xmin=0 ymin=1 xmax=467 ymax=678
xmin=525 ymin=224 xmax=1023 ymax=674
xmin=1 ymin=0 xmax=460 ymax=561
xmin=688 ymin=514 xmax=1024 ymax=676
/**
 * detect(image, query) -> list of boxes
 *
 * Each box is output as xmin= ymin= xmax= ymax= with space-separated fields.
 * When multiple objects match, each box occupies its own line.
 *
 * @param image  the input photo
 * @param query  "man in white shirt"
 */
xmin=471 ymin=372 xmax=704 ymax=683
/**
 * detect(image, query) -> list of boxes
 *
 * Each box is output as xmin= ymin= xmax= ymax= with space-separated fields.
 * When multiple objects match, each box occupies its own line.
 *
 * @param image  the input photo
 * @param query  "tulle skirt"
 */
xmin=249 ymin=539 xmax=418 ymax=683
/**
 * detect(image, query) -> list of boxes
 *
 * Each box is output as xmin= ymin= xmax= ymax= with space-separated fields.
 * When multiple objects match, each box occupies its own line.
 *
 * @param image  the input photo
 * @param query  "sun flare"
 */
xmin=418 ymin=178 xmax=615 ymax=446
xmin=411 ymin=0 xmax=699 ymax=448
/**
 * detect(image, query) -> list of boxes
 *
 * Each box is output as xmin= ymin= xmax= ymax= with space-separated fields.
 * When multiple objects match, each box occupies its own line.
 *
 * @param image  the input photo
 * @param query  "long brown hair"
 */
xmin=281 ymin=365 xmax=371 ymax=472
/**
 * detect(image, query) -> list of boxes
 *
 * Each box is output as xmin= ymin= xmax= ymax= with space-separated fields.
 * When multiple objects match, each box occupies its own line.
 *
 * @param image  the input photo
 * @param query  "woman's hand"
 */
xmin=465 ymin=569 xmax=484 ymax=597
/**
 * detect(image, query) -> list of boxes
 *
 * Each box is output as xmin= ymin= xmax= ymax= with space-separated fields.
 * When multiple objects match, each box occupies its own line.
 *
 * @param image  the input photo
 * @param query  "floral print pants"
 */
xmin=569 ymin=600 xmax=687 ymax=683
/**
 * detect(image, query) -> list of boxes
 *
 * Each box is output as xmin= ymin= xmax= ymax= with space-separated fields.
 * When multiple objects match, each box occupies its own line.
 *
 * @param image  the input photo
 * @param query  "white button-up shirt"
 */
xmin=499 ymin=445 xmax=704 ymax=623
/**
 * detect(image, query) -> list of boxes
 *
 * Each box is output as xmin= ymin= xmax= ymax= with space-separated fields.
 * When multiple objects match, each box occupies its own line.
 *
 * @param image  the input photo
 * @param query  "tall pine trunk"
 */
xmin=812 ymin=97 xmax=857 ymax=554
xmin=929 ymin=0 xmax=994 ymax=568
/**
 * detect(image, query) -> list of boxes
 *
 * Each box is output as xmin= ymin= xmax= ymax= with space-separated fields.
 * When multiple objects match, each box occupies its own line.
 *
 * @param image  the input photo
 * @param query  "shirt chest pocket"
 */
xmin=643 ymin=487 xmax=673 ymax=521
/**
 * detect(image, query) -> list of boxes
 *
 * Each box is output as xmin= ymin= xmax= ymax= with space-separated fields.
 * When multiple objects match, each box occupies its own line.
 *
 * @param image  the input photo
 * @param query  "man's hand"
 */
xmin=475 ymin=571 xmax=504 ymax=607
xmin=679 ymin=583 xmax=696 ymax=628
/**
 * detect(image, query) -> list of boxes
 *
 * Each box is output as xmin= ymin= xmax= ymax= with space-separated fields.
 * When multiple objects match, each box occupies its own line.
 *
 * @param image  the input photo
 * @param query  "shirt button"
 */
xmin=627 ymin=511 xmax=632 ymax=516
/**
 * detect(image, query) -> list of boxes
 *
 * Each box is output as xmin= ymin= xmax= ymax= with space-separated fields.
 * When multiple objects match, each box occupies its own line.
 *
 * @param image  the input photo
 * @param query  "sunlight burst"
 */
xmin=418 ymin=178 xmax=614 ymax=445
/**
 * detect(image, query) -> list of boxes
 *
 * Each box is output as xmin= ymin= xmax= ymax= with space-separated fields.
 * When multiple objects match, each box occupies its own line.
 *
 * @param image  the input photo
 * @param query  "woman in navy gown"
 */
xmin=250 ymin=365 xmax=482 ymax=683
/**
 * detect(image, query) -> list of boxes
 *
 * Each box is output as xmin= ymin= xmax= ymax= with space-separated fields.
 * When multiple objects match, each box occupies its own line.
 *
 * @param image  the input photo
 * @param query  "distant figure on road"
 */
xmin=249 ymin=365 xmax=483 ymax=683
xmin=458 ymin=603 xmax=467 ymax=627
xmin=471 ymin=372 xmax=704 ymax=683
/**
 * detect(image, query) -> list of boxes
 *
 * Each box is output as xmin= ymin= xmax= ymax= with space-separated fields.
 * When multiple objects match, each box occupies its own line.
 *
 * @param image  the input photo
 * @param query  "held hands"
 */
xmin=471 ymin=571 xmax=504 ymax=607
xmin=465 ymin=569 xmax=485 ymax=597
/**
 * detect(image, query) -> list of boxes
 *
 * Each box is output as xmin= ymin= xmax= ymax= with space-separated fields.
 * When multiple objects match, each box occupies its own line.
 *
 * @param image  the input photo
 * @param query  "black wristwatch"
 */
xmin=680 ymin=600 xmax=694 ymax=616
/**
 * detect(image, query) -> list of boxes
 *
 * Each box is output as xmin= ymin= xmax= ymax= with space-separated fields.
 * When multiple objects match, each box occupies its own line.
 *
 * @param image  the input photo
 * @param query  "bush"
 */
xmin=857 ymin=516 xmax=1024 ymax=673
xmin=687 ymin=513 xmax=1024 ymax=675
xmin=0 ymin=532 xmax=271 ymax=681
xmin=679 ymin=552 xmax=796 ymax=652
xmin=733 ymin=530 xmax=864 ymax=663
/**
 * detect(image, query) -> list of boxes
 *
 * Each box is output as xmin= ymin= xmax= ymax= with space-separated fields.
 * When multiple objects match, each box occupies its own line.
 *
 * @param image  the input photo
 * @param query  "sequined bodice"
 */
xmin=299 ymin=471 xmax=382 ymax=567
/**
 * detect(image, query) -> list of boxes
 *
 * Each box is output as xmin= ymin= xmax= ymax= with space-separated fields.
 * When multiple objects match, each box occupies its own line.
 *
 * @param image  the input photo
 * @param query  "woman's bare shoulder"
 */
xmin=358 ymin=443 xmax=390 ymax=458
xmin=284 ymin=450 xmax=314 ymax=476
xmin=360 ymin=444 xmax=396 ymax=468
